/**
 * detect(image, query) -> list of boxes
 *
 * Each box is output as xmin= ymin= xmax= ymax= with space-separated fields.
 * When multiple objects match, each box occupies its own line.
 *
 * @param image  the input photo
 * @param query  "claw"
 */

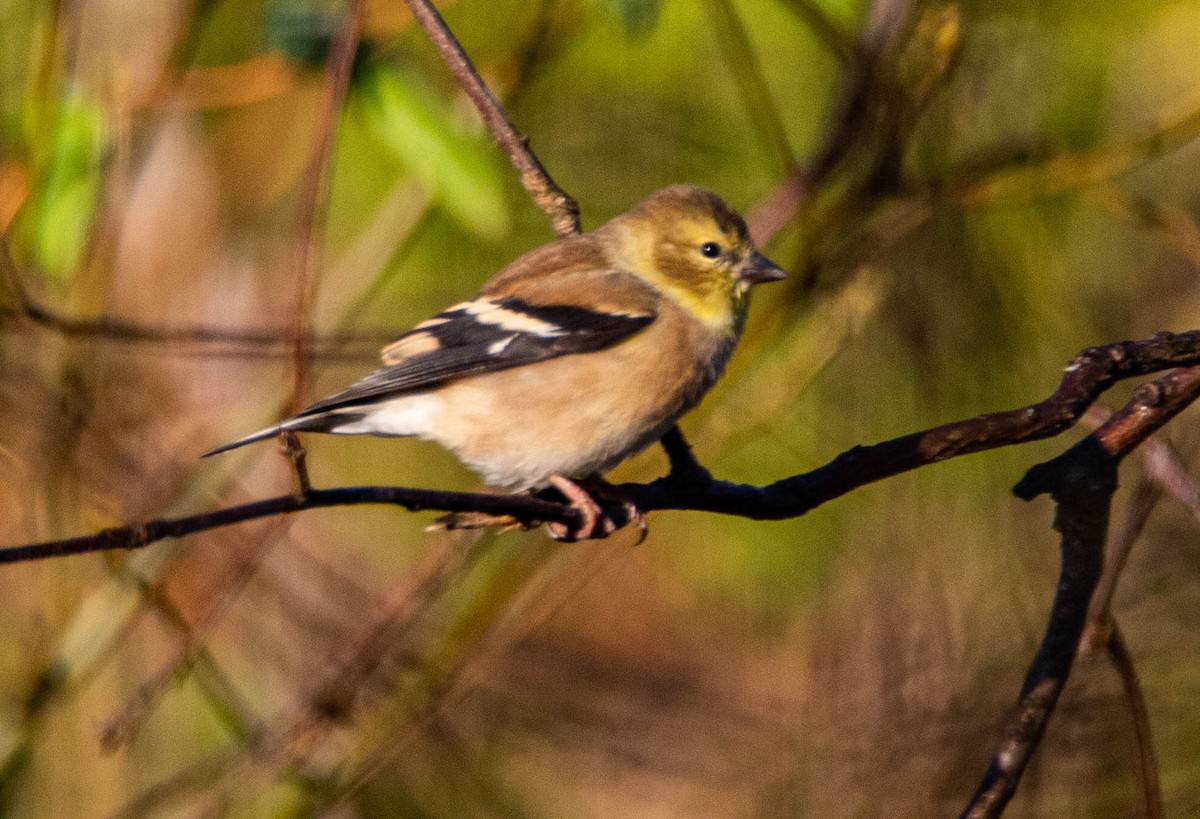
xmin=539 ymin=475 xmax=649 ymax=543
xmin=544 ymin=474 xmax=612 ymax=541
xmin=585 ymin=478 xmax=648 ymax=544
xmin=625 ymin=501 xmax=649 ymax=545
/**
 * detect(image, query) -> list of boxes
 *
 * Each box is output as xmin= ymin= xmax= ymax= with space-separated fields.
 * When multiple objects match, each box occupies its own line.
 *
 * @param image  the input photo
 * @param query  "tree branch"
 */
xmin=5 ymin=331 xmax=1200 ymax=565
xmin=961 ymin=363 xmax=1200 ymax=818
xmin=0 ymin=487 xmax=575 ymax=564
xmin=625 ymin=331 xmax=1200 ymax=517
xmin=0 ymin=228 xmax=398 ymax=360
xmin=400 ymin=0 xmax=580 ymax=237
xmin=288 ymin=1 xmax=364 ymax=412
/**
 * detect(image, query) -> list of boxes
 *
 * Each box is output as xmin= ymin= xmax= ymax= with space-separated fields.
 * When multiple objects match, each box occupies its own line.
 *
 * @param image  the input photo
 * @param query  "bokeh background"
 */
xmin=2 ymin=0 xmax=1200 ymax=815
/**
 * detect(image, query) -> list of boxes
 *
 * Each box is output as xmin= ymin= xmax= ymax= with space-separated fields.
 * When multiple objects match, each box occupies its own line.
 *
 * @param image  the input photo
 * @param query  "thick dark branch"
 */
xmin=4 ymin=332 xmax=1200 ymax=565
xmin=0 ymin=487 xmax=577 ymax=565
xmin=961 ymin=363 xmax=1200 ymax=819
xmin=401 ymin=0 xmax=581 ymax=237
xmin=625 ymin=331 xmax=1200 ymax=517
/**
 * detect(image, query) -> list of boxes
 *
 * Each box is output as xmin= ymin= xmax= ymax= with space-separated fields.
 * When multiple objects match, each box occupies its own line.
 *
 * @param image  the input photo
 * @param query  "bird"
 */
xmin=205 ymin=185 xmax=786 ymax=539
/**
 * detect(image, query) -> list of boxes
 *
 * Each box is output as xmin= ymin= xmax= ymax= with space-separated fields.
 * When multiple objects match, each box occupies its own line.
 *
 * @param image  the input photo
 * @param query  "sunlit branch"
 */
xmin=400 ymin=0 xmax=581 ymax=237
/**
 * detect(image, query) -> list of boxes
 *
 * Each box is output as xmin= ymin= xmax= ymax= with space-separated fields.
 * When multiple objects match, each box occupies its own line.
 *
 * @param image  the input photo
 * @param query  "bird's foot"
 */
xmin=543 ymin=475 xmax=648 ymax=543
xmin=581 ymin=476 xmax=649 ymax=545
xmin=543 ymin=474 xmax=612 ymax=542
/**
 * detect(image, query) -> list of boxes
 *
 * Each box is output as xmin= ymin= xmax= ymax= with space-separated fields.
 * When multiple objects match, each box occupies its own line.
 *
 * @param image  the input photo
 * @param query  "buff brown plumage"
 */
xmin=205 ymin=185 xmax=785 ymax=537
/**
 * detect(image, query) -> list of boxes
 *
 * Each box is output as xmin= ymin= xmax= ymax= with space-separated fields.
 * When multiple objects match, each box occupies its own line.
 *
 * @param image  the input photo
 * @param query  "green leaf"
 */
xmin=354 ymin=65 xmax=509 ymax=240
xmin=26 ymin=95 xmax=106 ymax=282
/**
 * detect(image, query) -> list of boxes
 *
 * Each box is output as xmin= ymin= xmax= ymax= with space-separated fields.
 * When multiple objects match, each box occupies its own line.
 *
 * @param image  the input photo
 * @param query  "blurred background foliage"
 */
xmin=1 ymin=0 xmax=1199 ymax=815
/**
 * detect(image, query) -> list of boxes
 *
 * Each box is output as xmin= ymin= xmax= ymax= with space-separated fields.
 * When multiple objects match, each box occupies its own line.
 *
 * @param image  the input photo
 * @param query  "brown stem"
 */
xmin=1106 ymin=623 xmax=1166 ymax=819
xmin=400 ymin=0 xmax=580 ymax=237
xmin=283 ymin=1 xmax=366 ymax=490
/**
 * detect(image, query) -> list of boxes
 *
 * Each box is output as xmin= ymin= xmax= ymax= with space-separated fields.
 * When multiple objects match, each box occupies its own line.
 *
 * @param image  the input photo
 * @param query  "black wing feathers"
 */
xmin=299 ymin=297 xmax=654 ymax=416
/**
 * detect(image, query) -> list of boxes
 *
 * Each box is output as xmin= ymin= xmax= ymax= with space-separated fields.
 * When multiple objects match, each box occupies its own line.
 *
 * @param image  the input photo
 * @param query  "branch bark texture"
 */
xmin=5 ymin=331 xmax=1200 ymax=566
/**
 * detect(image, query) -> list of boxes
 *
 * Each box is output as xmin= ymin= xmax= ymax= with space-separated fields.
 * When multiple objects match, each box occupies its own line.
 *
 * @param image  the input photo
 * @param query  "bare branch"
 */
xmin=0 ymin=303 xmax=397 ymax=360
xmin=282 ymin=0 xmax=366 ymax=488
xmin=1 ymin=232 xmax=395 ymax=360
xmin=1106 ymin=624 xmax=1166 ymax=819
xmin=400 ymin=0 xmax=580 ymax=237
xmin=287 ymin=0 xmax=365 ymax=408
xmin=625 ymin=332 xmax=1200 ymax=518
xmin=6 ymin=332 xmax=1200 ymax=565
xmin=962 ymin=364 xmax=1200 ymax=818
xmin=0 ymin=487 xmax=576 ymax=564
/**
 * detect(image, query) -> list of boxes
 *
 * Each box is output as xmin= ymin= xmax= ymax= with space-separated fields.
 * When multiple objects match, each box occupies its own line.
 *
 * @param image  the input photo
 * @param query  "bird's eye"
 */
xmin=700 ymin=242 xmax=722 ymax=259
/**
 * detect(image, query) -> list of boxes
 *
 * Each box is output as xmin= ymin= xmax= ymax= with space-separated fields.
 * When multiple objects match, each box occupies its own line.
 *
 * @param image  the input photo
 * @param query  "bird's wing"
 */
xmin=298 ymin=289 xmax=656 ymax=416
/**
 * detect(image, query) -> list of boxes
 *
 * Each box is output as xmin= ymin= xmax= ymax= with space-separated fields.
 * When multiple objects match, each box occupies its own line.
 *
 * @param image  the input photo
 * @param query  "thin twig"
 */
xmin=0 ymin=309 xmax=394 ymax=360
xmin=1106 ymin=623 xmax=1166 ymax=819
xmin=400 ymin=0 xmax=580 ymax=237
xmin=940 ymin=104 xmax=1200 ymax=209
xmin=288 ymin=0 xmax=366 ymax=409
xmin=0 ymin=247 xmax=396 ymax=363
xmin=1075 ymin=464 xmax=1165 ymax=818
xmin=1074 ymin=405 xmax=1171 ymax=819
xmin=283 ymin=0 xmax=366 ymax=490
xmin=1080 ymin=474 xmax=1161 ymax=651
xmin=776 ymin=0 xmax=857 ymax=63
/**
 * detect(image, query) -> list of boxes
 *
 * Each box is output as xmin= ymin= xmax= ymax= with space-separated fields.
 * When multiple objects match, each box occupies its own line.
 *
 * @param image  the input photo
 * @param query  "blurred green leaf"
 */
xmin=24 ymin=94 xmax=105 ymax=282
xmin=353 ymin=64 xmax=509 ymax=240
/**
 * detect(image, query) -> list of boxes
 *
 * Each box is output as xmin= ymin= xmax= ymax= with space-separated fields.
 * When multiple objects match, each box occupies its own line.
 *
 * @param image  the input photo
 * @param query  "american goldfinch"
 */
xmin=206 ymin=185 xmax=785 ymax=538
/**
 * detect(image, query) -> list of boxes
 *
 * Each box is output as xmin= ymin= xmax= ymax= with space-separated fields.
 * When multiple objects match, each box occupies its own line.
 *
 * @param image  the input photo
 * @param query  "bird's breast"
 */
xmin=423 ymin=310 xmax=733 ymax=489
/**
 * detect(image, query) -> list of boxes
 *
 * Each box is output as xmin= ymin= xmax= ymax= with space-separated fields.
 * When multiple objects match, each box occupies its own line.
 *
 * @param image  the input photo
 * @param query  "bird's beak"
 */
xmin=739 ymin=251 xmax=788 ymax=285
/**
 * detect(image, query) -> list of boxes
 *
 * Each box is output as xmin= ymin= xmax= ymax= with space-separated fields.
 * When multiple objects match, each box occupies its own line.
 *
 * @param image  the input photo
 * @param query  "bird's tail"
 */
xmin=201 ymin=413 xmax=335 ymax=457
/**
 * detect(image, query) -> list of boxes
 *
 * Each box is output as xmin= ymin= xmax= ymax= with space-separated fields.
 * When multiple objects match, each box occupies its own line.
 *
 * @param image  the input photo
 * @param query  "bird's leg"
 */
xmin=544 ymin=474 xmax=613 ymax=542
xmin=576 ymin=475 xmax=649 ymax=544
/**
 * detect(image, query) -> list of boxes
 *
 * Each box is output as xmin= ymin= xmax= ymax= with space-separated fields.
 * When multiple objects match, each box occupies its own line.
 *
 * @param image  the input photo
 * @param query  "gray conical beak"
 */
xmin=739 ymin=251 xmax=788 ymax=285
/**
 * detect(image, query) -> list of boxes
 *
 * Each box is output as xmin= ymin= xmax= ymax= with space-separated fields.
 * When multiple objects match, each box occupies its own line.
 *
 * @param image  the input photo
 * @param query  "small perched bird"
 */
xmin=205 ymin=185 xmax=785 ymax=538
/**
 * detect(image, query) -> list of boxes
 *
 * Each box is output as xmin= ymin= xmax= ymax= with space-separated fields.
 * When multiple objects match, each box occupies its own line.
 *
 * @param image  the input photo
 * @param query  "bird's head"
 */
xmin=605 ymin=185 xmax=787 ymax=331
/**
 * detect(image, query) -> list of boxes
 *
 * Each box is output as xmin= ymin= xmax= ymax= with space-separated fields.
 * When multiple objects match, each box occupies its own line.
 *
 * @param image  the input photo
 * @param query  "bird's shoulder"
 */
xmin=480 ymin=231 xmax=660 ymax=314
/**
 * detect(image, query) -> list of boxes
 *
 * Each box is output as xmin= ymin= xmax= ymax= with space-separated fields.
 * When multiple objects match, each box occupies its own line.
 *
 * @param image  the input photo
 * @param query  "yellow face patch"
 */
xmin=612 ymin=214 xmax=748 ymax=331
